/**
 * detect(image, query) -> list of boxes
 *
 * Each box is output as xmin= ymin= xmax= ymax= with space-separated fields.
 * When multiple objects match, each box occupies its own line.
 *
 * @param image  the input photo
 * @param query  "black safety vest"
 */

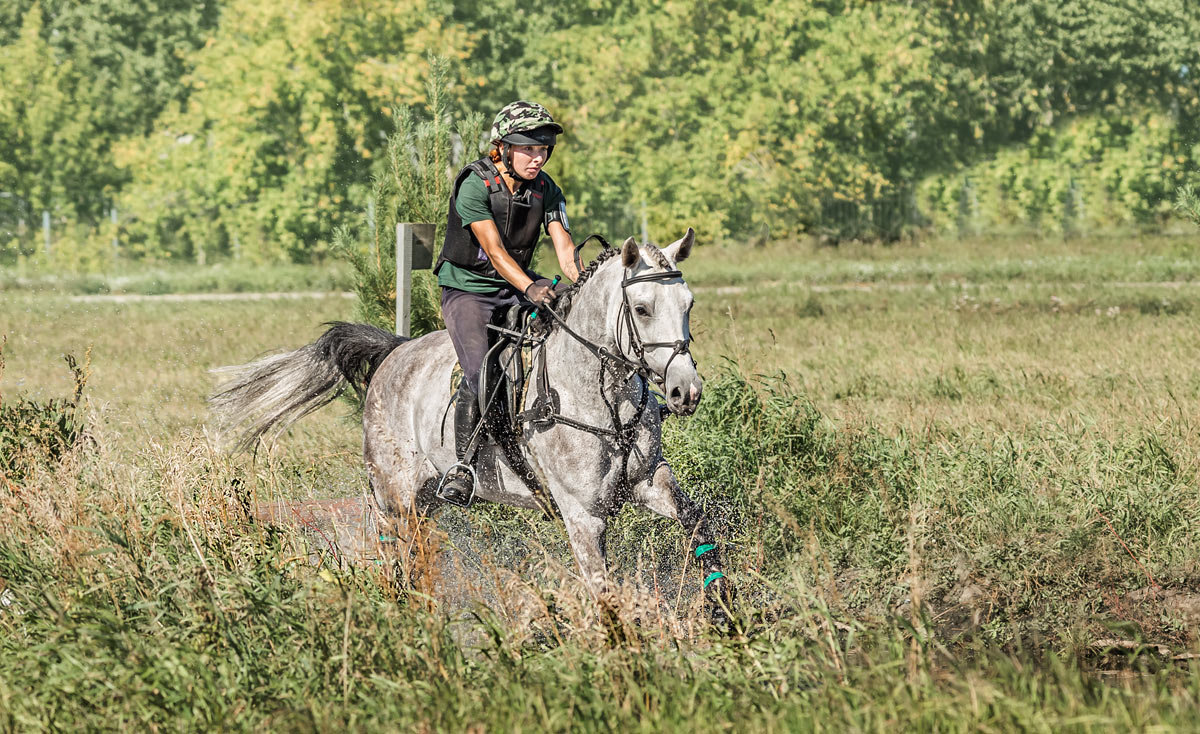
xmin=435 ymin=157 xmax=549 ymax=280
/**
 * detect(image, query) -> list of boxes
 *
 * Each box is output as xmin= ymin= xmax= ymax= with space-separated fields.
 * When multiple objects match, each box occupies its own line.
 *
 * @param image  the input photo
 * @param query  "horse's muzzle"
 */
xmin=666 ymin=378 xmax=702 ymax=416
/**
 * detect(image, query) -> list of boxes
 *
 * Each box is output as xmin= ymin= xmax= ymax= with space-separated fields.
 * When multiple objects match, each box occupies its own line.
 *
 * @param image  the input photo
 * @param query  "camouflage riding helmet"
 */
xmin=489 ymin=101 xmax=564 ymax=148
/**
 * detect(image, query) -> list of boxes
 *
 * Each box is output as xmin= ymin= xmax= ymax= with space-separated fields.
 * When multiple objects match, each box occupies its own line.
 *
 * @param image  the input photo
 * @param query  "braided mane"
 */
xmin=541 ymin=240 xmax=679 ymax=335
xmin=646 ymin=244 xmax=674 ymax=271
xmin=550 ymin=246 xmax=621 ymax=321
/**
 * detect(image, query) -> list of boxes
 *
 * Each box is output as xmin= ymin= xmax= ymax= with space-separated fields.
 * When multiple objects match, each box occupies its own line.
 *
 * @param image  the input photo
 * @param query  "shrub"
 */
xmin=0 ymin=339 xmax=91 ymax=482
xmin=1176 ymin=183 xmax=1200 ymax=226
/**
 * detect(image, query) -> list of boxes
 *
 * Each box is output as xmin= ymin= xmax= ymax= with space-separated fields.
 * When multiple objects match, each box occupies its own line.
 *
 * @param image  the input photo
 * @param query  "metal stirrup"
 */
xmin=436 ymin=462 xmax=478 ymax=507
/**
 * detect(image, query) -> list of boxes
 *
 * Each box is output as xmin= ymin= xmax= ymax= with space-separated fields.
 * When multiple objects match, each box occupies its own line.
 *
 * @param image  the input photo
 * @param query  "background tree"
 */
xmin=338 ymin=58 xmax=487 ymax=336
xmin=3 ymin=0 xmax=1199 ymax=262
xmin=0 ymin=0 xmax=218 ymax=248
xmin=113 ymin=0 xmax=474 ymax=263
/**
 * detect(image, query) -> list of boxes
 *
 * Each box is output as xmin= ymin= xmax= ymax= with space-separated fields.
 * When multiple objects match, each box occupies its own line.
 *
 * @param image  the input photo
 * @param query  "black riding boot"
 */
xmin=439 ymin=385 xmax=481 ymax=506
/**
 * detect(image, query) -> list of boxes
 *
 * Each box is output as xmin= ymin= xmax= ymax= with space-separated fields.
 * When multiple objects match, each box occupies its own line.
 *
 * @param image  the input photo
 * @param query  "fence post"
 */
xmin=42 ymin=210 xmax=51 ymax=255
xmin=957 ymin=177 xmax=979 ymax=238
xmin=395 ymin=222 xmax=435 ymax=337
xmin=111 ymin=206 xmax=119 ymax=252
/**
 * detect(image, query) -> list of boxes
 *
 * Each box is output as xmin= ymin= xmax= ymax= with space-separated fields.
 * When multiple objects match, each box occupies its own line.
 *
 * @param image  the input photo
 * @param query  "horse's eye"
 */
xmin=635 ymin=305 xmax=651 ymax=317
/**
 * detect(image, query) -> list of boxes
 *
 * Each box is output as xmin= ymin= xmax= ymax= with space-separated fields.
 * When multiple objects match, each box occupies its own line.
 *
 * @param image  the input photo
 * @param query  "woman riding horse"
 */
xmin=209 ymin=104 xmax=734 ymax=625
xmin=434 ymin=101 xmax=582 ymax=505
xmin=210 ymin=229 xmax=734 ymax=625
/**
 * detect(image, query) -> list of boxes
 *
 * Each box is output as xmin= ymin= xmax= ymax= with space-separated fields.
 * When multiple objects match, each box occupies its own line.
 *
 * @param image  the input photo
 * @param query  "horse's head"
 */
xmin=617 ymin=228 xmax=702 ymax=416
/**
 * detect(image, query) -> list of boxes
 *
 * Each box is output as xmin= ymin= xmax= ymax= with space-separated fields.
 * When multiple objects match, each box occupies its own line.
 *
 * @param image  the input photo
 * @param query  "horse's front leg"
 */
xmin=633 ymin=461 xmax=734 ymax=627
xmin=558 ymin=496 xmax=610 ymax=597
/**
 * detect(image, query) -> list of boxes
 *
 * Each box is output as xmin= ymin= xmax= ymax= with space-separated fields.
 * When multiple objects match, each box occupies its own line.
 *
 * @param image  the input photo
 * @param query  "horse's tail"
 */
xmin=209 ymin=321 xmax=407 ymax=452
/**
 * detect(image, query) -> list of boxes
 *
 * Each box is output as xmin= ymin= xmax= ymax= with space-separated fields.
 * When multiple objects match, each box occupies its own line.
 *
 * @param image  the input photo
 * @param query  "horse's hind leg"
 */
xmin=364 ymin=432 xmax=441 ymax=595
xmin=632 ymin=461 xmax=734 ymax=626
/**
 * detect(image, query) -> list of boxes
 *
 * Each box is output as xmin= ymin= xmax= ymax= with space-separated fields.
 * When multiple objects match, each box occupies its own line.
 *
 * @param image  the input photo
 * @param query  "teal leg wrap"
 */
xmin=703 ymin=571 xmax=725 ymax=589
xmin=694 ymin=543 xmax=716 ymax=559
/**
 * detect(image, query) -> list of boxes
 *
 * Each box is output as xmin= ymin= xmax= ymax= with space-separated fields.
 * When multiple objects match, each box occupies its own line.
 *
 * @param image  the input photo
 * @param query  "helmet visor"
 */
xmin=501 ymin=125 xmax=560 ymax=147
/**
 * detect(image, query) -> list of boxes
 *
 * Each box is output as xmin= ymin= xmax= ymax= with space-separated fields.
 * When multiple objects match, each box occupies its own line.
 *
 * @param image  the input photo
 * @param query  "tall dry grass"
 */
xmin=3 ymin=233 xmax=1200 ymax=727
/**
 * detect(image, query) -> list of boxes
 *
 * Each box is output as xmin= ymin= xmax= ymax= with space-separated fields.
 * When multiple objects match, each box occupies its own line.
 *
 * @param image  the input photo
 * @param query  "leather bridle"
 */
xmin=616 ymin=268 xmax=692 ymax=391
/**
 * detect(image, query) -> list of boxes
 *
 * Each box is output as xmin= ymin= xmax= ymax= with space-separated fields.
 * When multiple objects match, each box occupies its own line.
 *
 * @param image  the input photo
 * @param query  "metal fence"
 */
xmin=809 ymin=176 xmax=1184 ymax=244
xmin=816 ymin=187 xmax=925 ymax=243
xmin=3 ymin=178 xmax=1189 ymax=263
xmin=1 ymin=196 xmax=134 ymax=261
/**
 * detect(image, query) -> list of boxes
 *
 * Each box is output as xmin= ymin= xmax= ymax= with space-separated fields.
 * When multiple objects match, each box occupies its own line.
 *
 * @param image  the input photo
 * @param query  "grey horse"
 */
xmin=210 ymin=230 xmax=732 ymax=624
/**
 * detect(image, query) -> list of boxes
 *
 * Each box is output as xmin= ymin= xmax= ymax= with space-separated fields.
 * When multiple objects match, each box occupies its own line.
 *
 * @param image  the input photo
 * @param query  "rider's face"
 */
xmin=510 ymin=145 xmax=549 ymax=178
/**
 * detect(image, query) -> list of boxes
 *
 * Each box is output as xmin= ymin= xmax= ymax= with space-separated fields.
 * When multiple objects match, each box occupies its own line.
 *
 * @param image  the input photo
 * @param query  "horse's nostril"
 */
xmin=670 ymin=386 xmax=683 ymax=402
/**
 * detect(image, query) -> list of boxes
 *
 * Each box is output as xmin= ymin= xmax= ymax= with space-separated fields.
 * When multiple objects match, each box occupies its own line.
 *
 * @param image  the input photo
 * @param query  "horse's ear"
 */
xmin=663 ymin=227 xmax=695 ymax=263
xmin=621 ymin=237 xmax=640 ymax=269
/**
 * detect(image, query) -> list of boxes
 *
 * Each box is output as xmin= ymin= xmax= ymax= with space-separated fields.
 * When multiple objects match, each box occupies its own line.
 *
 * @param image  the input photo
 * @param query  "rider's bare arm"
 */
xmin=469 ymin=219 xmax=537 ymax=292
xmin=548 ymin=221 xmax=580 ymax=282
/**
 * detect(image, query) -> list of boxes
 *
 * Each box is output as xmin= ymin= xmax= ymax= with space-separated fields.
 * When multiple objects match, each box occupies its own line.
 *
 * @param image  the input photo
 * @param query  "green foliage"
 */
xmin=6 ymin=487 xmax=1199 ymax=733
xmin=0 ymin=0 xmax=219 ymax=257
xmin=338 ymin=59 xmax=487 ymax=335
xmin=3 ymin=362 xmax=1200 ymax=727
xmin=1176 ymin=184 xmax=1200 ymax=226
xmin=0 ymin=339 xmax=89 ymax=482
xmin=663 ymin=362 xmax=1200 ymax=643
xmin=974 ymin=0 xmax=1200 ymax=133
xmin=921 ymin=109 xmax=1195 ymax=233
xmin=0 ymin=5 xmax=107 ymax=243
xmin=112 ymin=0 xmax=473 ymax=264
xmin=2 ymin=0 xmax=1200 ymax=259
xmin=6 ymin=234 xmax=1200 ymax=725
xmin=526 ymin=0 xmax=1200 ymax=242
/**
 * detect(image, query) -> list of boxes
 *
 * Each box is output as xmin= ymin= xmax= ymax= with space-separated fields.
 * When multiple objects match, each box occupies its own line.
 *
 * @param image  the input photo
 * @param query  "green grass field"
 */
xmin=3 ymin=234 xmax=1200 ymax=730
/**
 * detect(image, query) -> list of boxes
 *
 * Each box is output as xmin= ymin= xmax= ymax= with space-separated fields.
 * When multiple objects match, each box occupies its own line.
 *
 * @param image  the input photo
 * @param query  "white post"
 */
xmin=111 ymin=206 xmax=119 ymax=251
xmin=396 ymin=222 xmax=413 ymax=337
xmin=42 ymin=210 xmax=51 ymax=255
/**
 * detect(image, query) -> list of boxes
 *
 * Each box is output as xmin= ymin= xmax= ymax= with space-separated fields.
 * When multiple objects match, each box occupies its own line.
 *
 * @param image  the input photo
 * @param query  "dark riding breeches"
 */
xmin=440 ymin=286 xmax=521 ymax=393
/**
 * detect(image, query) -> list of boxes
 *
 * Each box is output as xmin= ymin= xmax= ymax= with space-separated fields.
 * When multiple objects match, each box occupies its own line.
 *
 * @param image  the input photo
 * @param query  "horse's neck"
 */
xmin=541 ymin=266 xmax=636 ymax=408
